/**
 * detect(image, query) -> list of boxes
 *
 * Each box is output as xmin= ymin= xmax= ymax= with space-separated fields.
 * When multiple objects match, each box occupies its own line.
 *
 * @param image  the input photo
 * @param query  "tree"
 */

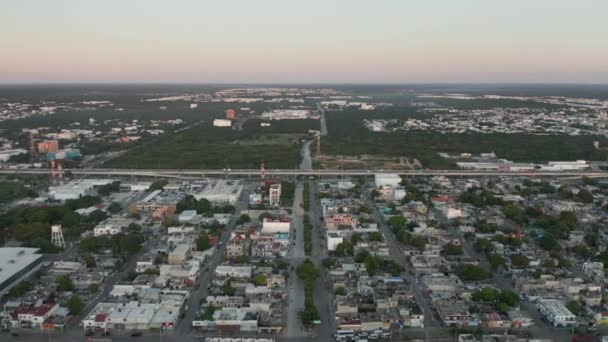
xmin=83 ymin=254 xmax=96 ymax=268
xmin=510 ymin=254 xmax=530 ymax=268
xmin=576 ymin=188 xmax=594 ymax=203
xmin=474 ymin=238 xmax=494 ymax=254
xmin=107 ymin=202 xmax=122 ymax=214
xmin=66 ymin=295 xmax=84 ymax=315
xmin=368 ymin=231 xmax=383 ymax=242
xmin=335 ymin=286 xmax=347 ymax=296
xmin=573 ymin=244 xmax=592 ymax=259
xmin=8 ymin=281 xmax=32 ymax=298
xmin=472 ymin=287 xmax=499 ymax=302
xmin=149 ymin=179 xmax=168 ymax=191
xmin=127 ymin=223 xmax=142 ymax=233
xmin=56 ymin=275 xmax=75 ymax=292
xmin=488 ymin=254 xmax=506 ymax=269
xmin=196 ymin=233 xmax=211 ymax=251
xmin=538 ymin=234 xmax=560 ymax=251
xmin=89 ymin=284 xmax=99 ymax=294
xmin=455 ymin=264 xmax=492 ymax=281
xmin=566 ymin=300 xmax=583 ymax=315
xmin=322 ymin=258 xmax=335 ymax=269
xmin=497 ymin=290 xmax=519 ymax=307
xmin=254 ymin=274 xmax=267 ymax=286
xmin=443 ymin=243 xmax=463 ymax=256
xmin=236 ymin=214 xmax=251 ymax=225
xmin=388 ymin=216 xmax=406 ymax=229
xmin=194 ymin=198 xmax=212 ymax=215
xmin=502 ymin=203 xmax=527 ymax=225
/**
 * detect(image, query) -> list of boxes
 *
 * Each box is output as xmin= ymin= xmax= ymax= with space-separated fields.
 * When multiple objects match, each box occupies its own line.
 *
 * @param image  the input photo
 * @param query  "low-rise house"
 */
xmin=433 ymin=299 xmax=472 ymax=327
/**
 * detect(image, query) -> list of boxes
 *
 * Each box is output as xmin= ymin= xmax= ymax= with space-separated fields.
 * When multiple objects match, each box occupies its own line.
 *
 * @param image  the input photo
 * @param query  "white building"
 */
xmin=269 ymin=184 xmax=281 ymax=206
xmin=213 ymin=119 xmax=232 ymax=127
xmin=49 ymin=179 xmax=115 ymax=201
xmin=0 ymin=247 xmax=44 ymax=298
xmin=261 ymin=219 xmax=290 ymax=234
xmin=374 ymin=174 xmax=401 ymax=188
xmin=326 ymin=232 xmax=343 ymax=251
xmin=178 ymin=210 xmax=198 ymax=223
xmin=215 ymin=265 xmax=252 ymax=278
xmin=537 ymin=299 xmax=576 ymax=327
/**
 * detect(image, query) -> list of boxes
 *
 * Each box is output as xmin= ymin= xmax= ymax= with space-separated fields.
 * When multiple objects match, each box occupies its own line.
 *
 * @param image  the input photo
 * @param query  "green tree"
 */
xmin=566 ymin=300 xmax=583 ymax=315
xmin=107 ymin=202 xmax=122 ymax=214
xmin=83 ymin=254 xmax=96 ymax=268
xmin=443 ymin=243 xmax=463 ymax=256
xmin=149 ymin=180 xmax=168 ymax=191
xmin=237 ymin=214 xmax=251 ymax=225
xmin=488 ymin=254 xmax=506 ymax=269
xmin=368 ymin=231 xmax=383 ymax=242
xmin=335 ymin=286 xmax=347 ymax=296
xmin=89 ymin=284 xmax=99 ymax=294
xmin=196 ymin=233 xmax=211 ymax=251
xmin=66 ymin=295 xmax=84 ymax=315
xmin=472 ymin=287 xmax=499 ymax=302
xmin=510 ymin=254 xmax=530 ymax=268
xmin=56 ymin=275 xmax=75 ymax=292
xmin=254 ymin=274 xmax=268 ymax=286
xmin=455 ymin=264 xmax=492 ymax=281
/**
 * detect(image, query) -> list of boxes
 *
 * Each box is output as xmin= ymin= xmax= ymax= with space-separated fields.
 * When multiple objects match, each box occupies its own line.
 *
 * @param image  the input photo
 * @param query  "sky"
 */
xmin=1 ymin=0 xmax=607 ymax=84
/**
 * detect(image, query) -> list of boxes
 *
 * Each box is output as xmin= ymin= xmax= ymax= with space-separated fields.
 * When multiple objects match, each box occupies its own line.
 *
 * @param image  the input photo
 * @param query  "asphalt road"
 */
xmin=287 ymin=183 xmax=306 ymax=338
xmin=2 ymin=168 xmax=606 ymax=178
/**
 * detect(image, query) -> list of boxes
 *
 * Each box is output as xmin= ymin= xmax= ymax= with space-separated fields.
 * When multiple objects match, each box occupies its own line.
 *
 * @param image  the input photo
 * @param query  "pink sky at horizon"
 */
xmin=1 ymin=0 xmax=607 ymax=83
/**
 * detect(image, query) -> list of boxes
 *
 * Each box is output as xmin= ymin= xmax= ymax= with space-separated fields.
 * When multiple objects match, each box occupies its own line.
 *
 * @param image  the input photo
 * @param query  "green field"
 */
xmin=322 ymin=107 xmax=608 ymax=168
xmin=103 ymin=123 xmax=304 ymax=169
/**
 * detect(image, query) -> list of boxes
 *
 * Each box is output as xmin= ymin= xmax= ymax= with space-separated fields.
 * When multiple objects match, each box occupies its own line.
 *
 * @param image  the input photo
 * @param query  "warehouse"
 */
xmin=0 ymin=247 xmax=44 ymax=298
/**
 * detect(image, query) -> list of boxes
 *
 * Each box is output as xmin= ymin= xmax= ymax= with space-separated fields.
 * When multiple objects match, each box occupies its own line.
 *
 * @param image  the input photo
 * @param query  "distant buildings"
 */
xmin=37 ymin=140 xmax=59 ymax=154
xmin=213 ymin=119 xmax=232 ymax=127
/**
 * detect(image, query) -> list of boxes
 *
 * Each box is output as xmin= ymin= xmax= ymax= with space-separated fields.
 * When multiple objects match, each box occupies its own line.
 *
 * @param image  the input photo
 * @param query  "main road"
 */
xmin=1 ymin=168 xmax=606 ymax=178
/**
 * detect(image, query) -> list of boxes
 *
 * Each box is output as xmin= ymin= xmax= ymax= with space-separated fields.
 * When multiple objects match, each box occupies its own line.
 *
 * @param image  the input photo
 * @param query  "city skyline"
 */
xmin=2 ymin=0 xmax=608 ymax=84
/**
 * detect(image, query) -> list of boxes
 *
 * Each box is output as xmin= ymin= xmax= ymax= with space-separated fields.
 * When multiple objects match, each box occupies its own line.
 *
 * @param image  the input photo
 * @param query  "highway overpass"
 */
xmin=1 ymin=168 xmax=607 ymax=178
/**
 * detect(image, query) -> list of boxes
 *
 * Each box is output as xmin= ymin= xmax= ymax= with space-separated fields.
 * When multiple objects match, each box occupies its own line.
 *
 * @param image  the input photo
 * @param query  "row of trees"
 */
xmin=296 ymin=259 xmax=320 ymax=325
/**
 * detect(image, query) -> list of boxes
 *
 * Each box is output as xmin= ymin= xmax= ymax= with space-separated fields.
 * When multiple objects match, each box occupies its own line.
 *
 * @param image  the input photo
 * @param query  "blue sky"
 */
xmin=1 ymin=0 xmax=607 ymax=83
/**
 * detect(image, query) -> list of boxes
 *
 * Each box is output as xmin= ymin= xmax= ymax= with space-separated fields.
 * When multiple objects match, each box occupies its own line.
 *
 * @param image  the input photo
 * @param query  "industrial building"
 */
xmin=48 ymin=178 xmax=115 ymax=201
xmin=213 ymin=119 xmax=232 ymax=127
xmin=536 ymin=299 xmax=576 ymax=327
xmin=0 ymin=247 xmax=44 ymax=298
xmin=374 ymin=174 xmax=402 ymax=188
xmin=191 ymin=179 xmax=243 ymax=205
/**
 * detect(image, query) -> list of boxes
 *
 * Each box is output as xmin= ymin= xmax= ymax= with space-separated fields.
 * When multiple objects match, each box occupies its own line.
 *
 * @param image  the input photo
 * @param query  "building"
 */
xmin=269 ymin=184 xmax=281 ymax=206
xmin=178 ymin=210 xmax=198 ymax=223
xmin=0 ymin=247 xmax=44 ymax=298
xmin=169 ymin=244 xmax=192 ymax=265
xmin=536 ymin=299 xmax=576 ymax=327
xmin=49 ymin=178 xmax=115 ymax=201
xmin=213 ymin=119 xmax=232 ymax=127
xmin=327 ymin=232 xmax=344 ymax=251
xmin=215 ymin=265 xmax=252 ymax=278
xmin=226 ymin=234 xmax=250 ymax=258
xmin=374 ymin=174 xmax=401 ymax=188
xmin=93 ymin=216 xmax=133 ymax=237
xmin=37 ymin=140 xmax=59 ymax=154
xmin=433 ymin=299 xmax=471 ymax=327
xmin=191 ymin=179 xmax=243 ymax=205
xmin=225 ymin=109 xmax=236 ymax=119
xmin=261 ymin=218 xmax=290 ymax=235
xmin=9 ymin=303 xmax=59 ymax=329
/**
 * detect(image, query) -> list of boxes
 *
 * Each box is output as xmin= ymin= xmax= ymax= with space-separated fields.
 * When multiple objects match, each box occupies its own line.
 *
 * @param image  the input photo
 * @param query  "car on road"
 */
xmin=131 ymin=331 xmax=143 ymax=337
